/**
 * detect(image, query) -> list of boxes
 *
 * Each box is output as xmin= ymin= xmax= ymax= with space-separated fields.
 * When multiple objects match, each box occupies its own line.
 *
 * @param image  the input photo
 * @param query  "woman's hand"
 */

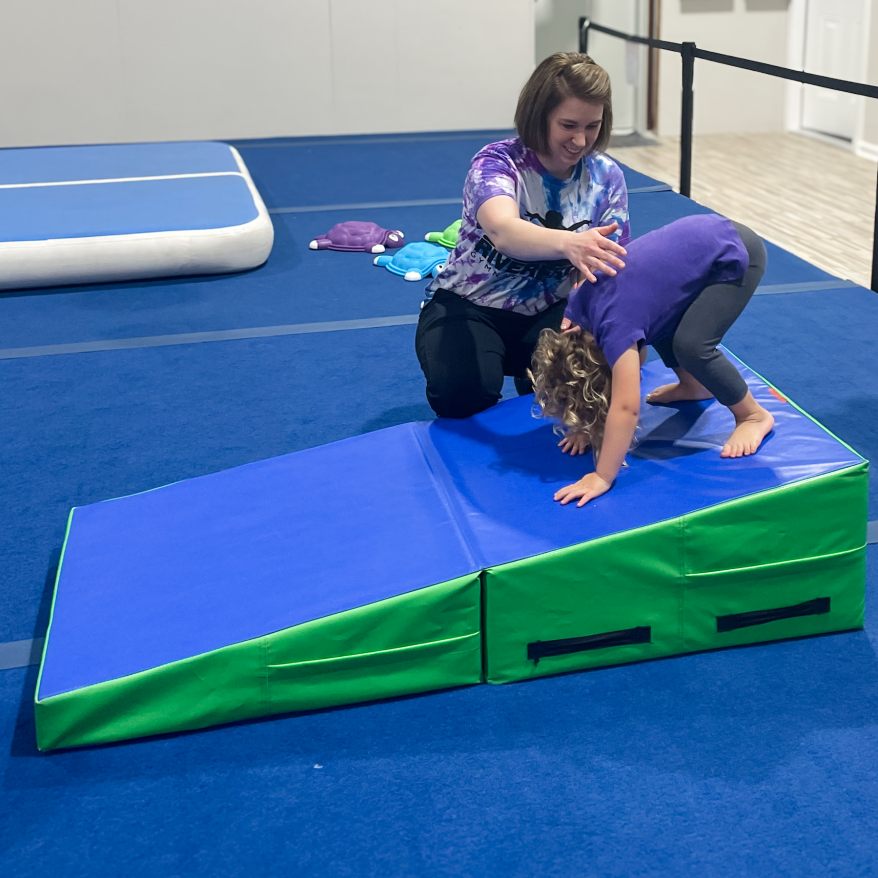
xmin=554 ymin=472 xmax=613 ymax=507
xmin=563 ymin=222 xmax=627 ymax=283
xmin=558 ymin=432 xmax=590 ymax=455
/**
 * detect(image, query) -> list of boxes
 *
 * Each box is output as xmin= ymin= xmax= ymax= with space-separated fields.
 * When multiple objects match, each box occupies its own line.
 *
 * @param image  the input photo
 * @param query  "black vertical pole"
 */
xmin=679 ymin=42 xmax=696 ymax=198
xmin=872 ymin=164 xmax=878 ymax=292
xmin=579 ymin=16 xmax=590 ymax=54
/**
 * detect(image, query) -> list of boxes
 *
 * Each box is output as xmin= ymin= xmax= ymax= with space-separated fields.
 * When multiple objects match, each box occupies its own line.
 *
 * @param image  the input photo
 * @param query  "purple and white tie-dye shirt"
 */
xmin=426 ymin=137 xmax=630 ymax=316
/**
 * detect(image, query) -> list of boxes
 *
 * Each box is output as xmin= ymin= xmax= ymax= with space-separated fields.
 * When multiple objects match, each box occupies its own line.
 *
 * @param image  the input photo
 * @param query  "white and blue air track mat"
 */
xmin=35 ymin=354 xmax=868 ymax=749
xmin=0 ymin=141 xmax=273 ymax=290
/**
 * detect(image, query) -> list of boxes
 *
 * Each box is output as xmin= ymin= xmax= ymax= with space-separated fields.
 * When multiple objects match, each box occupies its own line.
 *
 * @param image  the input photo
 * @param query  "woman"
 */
xmin=415 ymin=52 xmax=630 ymax=419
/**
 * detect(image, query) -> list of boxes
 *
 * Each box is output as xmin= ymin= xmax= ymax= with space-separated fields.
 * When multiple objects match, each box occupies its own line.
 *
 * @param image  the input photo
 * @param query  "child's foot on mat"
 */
xmin=721 ymin=409 xmax=775 ymax=458
xmin=646 ymin=382 xmax=713 ymax=405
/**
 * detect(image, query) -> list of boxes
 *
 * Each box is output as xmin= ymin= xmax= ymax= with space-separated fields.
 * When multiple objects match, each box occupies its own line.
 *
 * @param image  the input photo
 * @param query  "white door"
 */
xmin=800 ymin=0 xmax=867 ymax=140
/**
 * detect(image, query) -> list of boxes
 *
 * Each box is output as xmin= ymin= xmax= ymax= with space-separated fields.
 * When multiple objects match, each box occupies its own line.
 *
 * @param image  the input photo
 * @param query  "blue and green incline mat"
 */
xmin=35 ymin=353 xmax=867 ymax=749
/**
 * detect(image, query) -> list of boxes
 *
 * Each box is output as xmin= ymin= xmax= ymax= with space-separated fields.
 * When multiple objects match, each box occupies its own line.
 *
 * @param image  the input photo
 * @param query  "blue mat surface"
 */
xmin=426 ymin=357 xmax=862 ymax=564
xmin=0 ymin=140 xmax=273 ymax=294
xmin=39 ymin=424 xmax=475 ymax=698
xmin=38 ymin=355 xmax=861 ymax=699
xmin=0 ymin=140 xmax=239 ymax=183
xmin=0 ymin=176 xmax=259 ymax=240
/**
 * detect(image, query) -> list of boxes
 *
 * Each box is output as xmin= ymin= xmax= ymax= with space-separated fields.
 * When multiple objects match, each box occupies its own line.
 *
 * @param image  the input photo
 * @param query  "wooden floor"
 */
xmin=611 ymin=132 xmax=877 ymax=289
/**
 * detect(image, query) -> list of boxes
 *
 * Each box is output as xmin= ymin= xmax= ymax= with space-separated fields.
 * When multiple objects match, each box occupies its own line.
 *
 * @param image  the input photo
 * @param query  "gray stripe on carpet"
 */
xmin=0 ymin=638 xmax=43 ymax=670
xmin=756 ymin=279 xmax=856 ymax=295
xmin=627 ymin=184 xmax=673 ymax=193
xmin=270 ymin=198 xmax=461 ymax=214
xmin=0 ymin=315 xmax=421 ymax=361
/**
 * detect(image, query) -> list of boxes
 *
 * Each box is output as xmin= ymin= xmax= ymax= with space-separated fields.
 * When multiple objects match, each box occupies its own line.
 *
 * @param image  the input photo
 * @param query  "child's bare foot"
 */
xmin=721 ymin=407 xmax=774 ymax=458
xmin=646 ymin=380 xmax=713 ymax=405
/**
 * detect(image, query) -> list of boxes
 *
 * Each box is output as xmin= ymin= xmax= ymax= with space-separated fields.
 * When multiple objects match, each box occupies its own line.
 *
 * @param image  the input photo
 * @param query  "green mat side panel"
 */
xmin=681 ymin=463 xmax=866 ymax=650
xmin=35 ymin=572 xmax=482 ymax=750
xmin=485 ymin=463 xmax=867 ymax=684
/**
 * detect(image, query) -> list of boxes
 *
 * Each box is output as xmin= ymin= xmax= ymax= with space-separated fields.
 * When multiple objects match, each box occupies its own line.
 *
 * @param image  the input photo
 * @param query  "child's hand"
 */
xmin=554 ymin=473 xmax=612 ymax=507
xmin=558 ymin=432 xmax=590 ymax=455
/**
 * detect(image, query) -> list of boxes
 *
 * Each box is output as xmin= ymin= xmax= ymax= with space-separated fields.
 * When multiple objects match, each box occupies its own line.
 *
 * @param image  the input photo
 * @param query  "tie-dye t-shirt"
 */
xmin=425 ymin=138 xmax=630 ymax=316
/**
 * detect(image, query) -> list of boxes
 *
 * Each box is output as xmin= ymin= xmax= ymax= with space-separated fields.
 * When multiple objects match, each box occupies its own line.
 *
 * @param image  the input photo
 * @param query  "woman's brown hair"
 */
xmin=514 ymin=52 xmax=614 ymax=156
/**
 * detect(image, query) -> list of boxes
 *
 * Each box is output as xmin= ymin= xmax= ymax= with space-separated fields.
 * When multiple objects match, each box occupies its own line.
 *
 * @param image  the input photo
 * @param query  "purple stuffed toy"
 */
xmin=309 ymin=221 xmax=405 ymax=254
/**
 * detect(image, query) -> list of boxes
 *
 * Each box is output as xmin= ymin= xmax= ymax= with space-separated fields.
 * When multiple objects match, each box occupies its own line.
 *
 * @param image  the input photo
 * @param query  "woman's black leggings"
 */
xmin=652 ymin=221 xmax=767 ymax=407
xmin=415 ymin=289 xmax=567 ymax=419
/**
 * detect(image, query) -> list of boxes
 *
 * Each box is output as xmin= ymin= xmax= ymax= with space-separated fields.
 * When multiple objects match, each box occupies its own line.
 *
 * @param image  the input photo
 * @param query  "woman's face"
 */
xmin=539 ymin=97 xmax=604 ymax=178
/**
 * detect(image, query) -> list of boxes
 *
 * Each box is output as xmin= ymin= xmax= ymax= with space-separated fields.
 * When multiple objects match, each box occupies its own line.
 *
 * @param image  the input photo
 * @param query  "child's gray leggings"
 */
xmin=652 ymin=221 xmax=767 ymax=407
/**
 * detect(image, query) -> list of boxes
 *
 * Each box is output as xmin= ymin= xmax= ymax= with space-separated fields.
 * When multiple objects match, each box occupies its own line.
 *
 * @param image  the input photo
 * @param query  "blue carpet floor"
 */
xmin=1 ymin=131 xmax=876 ymax=876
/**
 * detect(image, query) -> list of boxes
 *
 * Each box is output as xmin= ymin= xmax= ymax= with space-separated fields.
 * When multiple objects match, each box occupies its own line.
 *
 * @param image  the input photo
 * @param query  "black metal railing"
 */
xmin=579 ymin=17 xmax=878 ymax=292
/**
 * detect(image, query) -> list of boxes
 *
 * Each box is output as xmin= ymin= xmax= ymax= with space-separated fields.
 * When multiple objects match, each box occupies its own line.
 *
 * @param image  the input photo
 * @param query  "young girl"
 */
xmin=529 ymin=213 xmax=773 ymax=508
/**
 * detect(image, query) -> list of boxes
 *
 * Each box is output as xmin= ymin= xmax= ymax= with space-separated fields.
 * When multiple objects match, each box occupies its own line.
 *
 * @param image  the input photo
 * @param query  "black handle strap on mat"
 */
xmin=716 ymin=597 xmax=830 ymax=633
xmin=528 ymin=626 xmax=651 ymax=661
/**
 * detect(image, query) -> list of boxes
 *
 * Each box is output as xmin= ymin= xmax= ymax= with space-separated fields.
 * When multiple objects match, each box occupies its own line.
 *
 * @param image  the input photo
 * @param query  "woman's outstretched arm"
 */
xmin=476 ymin=195 xmax=626 ymax=283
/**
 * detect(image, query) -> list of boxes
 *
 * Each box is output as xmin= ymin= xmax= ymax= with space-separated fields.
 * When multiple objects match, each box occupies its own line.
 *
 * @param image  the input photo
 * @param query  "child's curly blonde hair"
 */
xmin=528 ymin=328 xmax=612 ymax=454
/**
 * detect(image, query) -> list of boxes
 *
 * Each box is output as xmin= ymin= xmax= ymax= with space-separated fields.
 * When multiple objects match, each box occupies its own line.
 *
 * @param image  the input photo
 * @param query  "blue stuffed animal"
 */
xmin=374 ymin=242 xmax=448 ymax=281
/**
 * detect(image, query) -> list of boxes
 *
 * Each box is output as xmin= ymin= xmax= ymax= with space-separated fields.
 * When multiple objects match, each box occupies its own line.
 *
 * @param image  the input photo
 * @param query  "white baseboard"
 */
xmin=853 ymin=139 xmax=878 ymax=163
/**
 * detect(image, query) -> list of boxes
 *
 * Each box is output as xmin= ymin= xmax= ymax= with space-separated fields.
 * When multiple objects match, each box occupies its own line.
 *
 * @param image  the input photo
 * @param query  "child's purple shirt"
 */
xmin=564 ymin=214 xmax=749 ymax=367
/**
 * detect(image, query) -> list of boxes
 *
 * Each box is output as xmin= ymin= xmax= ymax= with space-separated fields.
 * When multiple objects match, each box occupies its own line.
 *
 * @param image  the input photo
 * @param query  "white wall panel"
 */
xmin=0 ymin=0 xmax=534 ymax=148
xmin=392 ymin=0 xmax=534 ymax=132
xmin=0 ymin=0 xmax=123 ymax=147
xmin=657 ymin=0 xmax=789 ymax=137
xmin=115 ymin=0 xmax=332 ymax=142
xmin=328 ymin=0 xmax=400 ymax=132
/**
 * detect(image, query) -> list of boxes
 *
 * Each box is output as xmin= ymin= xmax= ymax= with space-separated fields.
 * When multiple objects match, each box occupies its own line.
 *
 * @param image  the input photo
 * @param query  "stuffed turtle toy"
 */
xmin=309 ymin=221 xmax=405 ymax=253
xmin=373 ymin=242 xmax=448 ymax=281
xmin=425 ymin=219 xmax=462 ymax=250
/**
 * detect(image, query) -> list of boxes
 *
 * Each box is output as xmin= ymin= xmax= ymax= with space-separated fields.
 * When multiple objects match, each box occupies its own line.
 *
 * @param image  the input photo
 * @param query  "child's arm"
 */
xmin=554 ymin=346 xmax=641 ymax=507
